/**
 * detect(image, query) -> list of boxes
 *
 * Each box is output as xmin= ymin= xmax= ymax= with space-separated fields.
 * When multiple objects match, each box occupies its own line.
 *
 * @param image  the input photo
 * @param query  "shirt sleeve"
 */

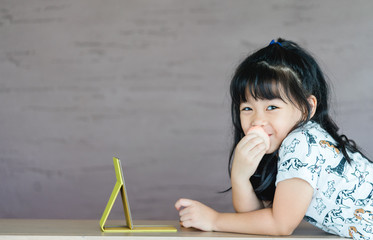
xmin=275 ymin=129 xmax=321 ymax=189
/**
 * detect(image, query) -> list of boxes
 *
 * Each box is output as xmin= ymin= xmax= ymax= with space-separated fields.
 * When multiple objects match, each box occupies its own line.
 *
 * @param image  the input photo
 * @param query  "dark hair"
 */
xmin=227 ymin=38 xmax=370 ymax=202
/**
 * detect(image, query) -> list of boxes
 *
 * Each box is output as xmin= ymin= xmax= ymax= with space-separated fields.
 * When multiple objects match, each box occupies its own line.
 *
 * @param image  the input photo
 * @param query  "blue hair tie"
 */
xmin=269 ymin=39 xmax=282 ymax=46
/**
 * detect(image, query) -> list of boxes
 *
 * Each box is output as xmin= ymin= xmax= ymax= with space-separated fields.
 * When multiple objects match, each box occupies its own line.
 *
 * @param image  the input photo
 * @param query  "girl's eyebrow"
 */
xmin=240 ymin=99 xmax=286 ymax=106
xmin=244 ymin=97 xmax=284 ymax=103
xmin=268 ymin=98 xmax=285 ymax=102
xmin=266 ymin=98 xmax=288 ymax=104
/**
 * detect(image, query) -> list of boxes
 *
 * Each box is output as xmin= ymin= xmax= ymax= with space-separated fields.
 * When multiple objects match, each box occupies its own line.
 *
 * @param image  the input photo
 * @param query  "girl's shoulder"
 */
xmin=281 ymin=121 xmax=331 ymax=144
xmin=276 ymin=121 xmax=328 ymax=188
xmin=279 ymin=121 xmax=334 ymax=158
xmin=290 ymin=121 xmax=329 ymax=137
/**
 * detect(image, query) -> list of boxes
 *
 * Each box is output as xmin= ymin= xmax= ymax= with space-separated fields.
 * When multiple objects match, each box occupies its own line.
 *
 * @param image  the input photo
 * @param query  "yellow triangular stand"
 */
xmin=99 ymin=157 xmax=177 ymax=233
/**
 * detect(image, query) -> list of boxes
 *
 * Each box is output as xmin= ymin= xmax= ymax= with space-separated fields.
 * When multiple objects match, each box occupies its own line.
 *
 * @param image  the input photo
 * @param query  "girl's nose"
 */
xmin=251 ymin=112 xmax=267 ymax=127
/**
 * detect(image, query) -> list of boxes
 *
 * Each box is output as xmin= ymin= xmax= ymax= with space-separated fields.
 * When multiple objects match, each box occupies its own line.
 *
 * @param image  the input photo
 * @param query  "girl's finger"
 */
xmin=178 ymin=206 xmax=190 ymax=217
xmin=175 ymin=198 xmax=194 ymax=211
xmin=180 ymin=213 xmax=192 ymax=222
xmin=236 ymin=134 xmax=257 ymax=149
xmin=249 ymin=143 xmax=267 ymax=162
xmin=241 ymin=136 xmax=265 ymax=154
xmin=181 ymin=220 xmax=193 ymax=228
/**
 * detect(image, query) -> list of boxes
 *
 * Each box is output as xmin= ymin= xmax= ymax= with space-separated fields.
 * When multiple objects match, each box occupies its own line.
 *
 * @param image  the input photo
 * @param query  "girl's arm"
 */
xmin=230 ymin=129 xmax=269 ymax=212
xmin=175 ymin=178 xmax=313 ymax=236
xmin=231 ymin=177 xmax=264 ymax=212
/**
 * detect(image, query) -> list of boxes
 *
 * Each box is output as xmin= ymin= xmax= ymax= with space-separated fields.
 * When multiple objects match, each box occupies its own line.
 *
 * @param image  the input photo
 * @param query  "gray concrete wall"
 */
xmin=0 ymin=0 xmax=372 ymax=220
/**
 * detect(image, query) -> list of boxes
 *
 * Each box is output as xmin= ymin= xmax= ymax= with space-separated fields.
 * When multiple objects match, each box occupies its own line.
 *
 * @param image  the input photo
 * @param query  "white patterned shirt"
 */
xmin=276 ymin=121 xmax=373 ymax=239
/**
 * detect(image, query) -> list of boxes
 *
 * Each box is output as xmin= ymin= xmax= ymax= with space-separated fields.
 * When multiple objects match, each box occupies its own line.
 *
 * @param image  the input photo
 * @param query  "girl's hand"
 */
xmin=231 ymin=126 xmax=270 ymax=182
xmin=175 ymin=198 xmax=219 ymax=231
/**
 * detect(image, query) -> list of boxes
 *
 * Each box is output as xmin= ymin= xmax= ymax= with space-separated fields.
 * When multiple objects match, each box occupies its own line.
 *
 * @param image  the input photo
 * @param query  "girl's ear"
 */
xmin=308 ymin=95 xmax=317 ymax=119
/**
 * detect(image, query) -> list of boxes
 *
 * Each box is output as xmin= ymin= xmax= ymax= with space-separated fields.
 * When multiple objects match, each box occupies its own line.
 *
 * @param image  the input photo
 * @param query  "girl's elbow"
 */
xmin=272 ymin=213 xmax=300 ymax=235
xmin=276 ymin=227 xmax=294 ymax=236
xmin=275 ymin=223 xmax=296 ymax=236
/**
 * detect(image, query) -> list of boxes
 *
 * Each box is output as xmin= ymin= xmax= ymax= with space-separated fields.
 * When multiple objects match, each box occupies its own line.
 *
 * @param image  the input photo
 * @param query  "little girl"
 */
xmin=175 ymin=39 xmax=372 ymax=239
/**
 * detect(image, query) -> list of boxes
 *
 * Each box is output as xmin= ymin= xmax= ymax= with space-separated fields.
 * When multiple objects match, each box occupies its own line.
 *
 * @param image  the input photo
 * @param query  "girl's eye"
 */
xmin=267 ymin=105 xmax=278 ymax=111
xmin=241 ymin=107 xmax=252 ymax=111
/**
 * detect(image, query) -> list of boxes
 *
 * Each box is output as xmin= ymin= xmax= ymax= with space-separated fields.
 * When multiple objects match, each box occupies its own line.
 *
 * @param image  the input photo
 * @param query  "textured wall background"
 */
xmin=0 ymin=0 xmax=372 ymax=220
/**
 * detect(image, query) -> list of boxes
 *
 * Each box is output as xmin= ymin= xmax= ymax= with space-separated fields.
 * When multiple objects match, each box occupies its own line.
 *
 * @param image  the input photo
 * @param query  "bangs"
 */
xmin=231 ymin=61 xmax=302 ymax=105
xmin=244 ymin=77 xmax=283 ymax=103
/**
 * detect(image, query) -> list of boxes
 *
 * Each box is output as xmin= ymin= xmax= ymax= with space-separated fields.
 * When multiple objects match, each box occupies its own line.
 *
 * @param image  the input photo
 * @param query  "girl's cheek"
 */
xmin=240 ymin=118 xmax=251 ymax=135
xmin=243 ymin=127 xmax=251 ymax=136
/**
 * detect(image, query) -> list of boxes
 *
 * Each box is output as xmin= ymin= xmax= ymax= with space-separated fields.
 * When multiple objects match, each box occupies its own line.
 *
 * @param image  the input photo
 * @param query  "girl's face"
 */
xmin=240 ymin=92 xmax=304 ymax=154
